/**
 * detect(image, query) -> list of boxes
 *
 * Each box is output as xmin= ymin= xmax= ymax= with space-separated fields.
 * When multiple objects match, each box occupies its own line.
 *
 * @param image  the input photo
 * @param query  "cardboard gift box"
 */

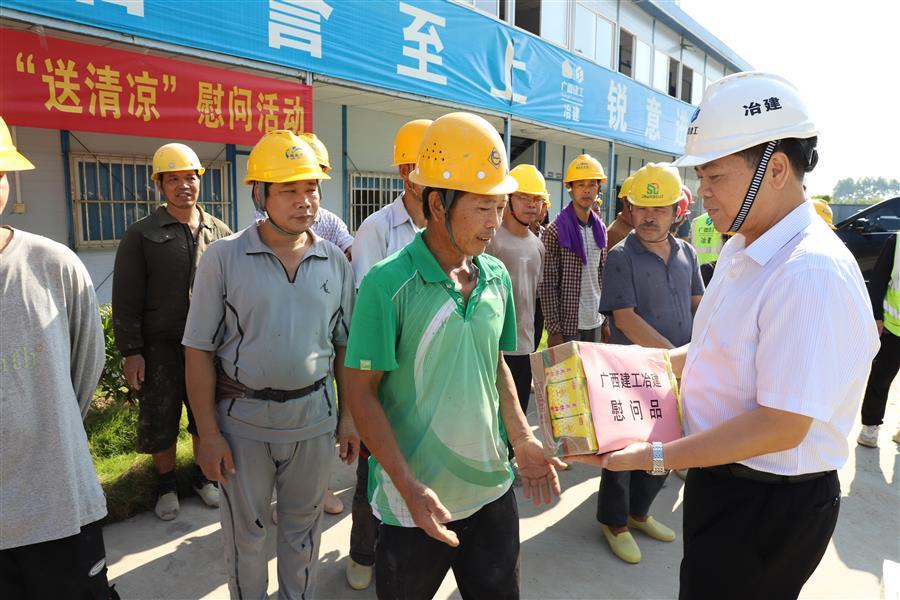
xmin=530 ymin=342 xmax=683 ymax=457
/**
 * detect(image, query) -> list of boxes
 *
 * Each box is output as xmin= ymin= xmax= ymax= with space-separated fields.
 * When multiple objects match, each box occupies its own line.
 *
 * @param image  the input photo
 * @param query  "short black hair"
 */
xmin=422 ymin=187 xmax=459 ymax=221
xmin=736 ymin=137 xmax=818 ymax=181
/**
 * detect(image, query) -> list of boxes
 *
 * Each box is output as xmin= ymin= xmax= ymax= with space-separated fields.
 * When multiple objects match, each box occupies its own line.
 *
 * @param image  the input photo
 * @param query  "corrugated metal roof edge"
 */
xmin=644 ymin=1 xmax=754 ymax=73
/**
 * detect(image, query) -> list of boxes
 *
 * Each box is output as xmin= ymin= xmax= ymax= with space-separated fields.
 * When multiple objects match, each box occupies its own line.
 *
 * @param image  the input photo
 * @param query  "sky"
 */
xmin=678 ymin=0 xmax=900 ymax=197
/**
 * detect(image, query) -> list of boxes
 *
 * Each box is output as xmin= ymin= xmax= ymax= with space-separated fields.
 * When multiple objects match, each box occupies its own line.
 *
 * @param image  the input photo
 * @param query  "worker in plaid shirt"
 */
xmin=540 ymin=154 xmax=610 ymax=347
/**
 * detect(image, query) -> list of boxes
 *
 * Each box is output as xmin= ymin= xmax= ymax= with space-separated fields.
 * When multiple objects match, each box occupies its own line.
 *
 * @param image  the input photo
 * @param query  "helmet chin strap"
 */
xmin=253 ymin=183 xmax=304 ymax=238
xmin=728 ymin=140 xmax=777 ymax=233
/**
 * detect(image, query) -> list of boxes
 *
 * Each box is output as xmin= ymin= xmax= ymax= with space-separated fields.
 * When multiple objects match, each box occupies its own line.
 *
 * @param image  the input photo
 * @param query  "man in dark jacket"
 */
xmin=112 ymin=142 xmax=231 ymax=521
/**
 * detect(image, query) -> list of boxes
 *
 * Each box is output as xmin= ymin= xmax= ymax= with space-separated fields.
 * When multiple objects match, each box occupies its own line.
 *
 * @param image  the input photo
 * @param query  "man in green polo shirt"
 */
xmin=345 ymin=112 xmax=564 ymax=599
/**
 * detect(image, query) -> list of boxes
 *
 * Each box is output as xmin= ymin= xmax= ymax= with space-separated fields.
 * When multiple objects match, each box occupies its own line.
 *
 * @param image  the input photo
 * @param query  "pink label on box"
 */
xmin=578 ymin=344 xmax=682 ymax=454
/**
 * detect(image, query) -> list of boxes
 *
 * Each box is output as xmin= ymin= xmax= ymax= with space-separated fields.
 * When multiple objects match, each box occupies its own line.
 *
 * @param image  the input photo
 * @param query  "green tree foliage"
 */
xmin=832 ymin=177 xmax=900 ymax=204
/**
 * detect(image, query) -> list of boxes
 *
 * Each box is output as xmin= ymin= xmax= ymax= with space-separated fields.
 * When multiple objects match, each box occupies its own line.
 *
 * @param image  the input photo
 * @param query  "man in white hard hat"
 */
xmin=113 ymin=143 xmax=231 ymax=521
xmin=574 ymin=73 xmax=879 ymax=598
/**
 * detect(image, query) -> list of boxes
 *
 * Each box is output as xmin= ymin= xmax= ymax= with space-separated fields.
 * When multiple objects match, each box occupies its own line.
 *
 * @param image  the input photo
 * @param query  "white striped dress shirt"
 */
xmin=682 ymin=202 xmax=879 ymax=474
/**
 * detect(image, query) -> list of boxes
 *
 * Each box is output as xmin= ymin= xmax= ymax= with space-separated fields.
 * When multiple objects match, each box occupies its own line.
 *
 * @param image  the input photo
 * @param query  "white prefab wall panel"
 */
xmin=3 ymin=126 xmax=68 ymax=246
xmin=681 ymin=45 xmax=706 ymax=74
xmin=313 ymin=101 xmax=344 ymax=219
xmin=580 ymin=0 xmax=617 ymax=24
xmin=653 ymin=20 xmax=681 ymax=58
xmin=618 ymin=0 xmax=653 ymax=43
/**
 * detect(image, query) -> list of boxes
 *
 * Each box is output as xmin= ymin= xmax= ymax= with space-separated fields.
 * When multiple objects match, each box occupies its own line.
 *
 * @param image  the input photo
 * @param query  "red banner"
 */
xmin=0 ymin=29 xmax=313 ymax=146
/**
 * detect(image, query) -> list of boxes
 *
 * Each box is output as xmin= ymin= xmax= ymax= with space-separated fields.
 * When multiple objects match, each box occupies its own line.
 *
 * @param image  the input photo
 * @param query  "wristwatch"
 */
xmin=647 ymin=442 xmax=666 ymax=476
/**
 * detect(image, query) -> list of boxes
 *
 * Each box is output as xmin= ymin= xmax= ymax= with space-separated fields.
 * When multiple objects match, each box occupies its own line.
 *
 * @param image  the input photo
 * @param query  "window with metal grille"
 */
xmin=70 ymin=153 xmax=232 ymax=248
xmin=348 ymin=171 xmax=405 ymax=232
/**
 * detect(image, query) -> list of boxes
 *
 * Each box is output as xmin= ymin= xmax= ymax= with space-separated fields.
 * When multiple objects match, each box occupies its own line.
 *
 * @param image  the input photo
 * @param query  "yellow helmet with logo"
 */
xmin=628 ymin=163 xmax=683 ymax=207
xmin=244 ymin=130 xmax=330 ymax=184
xmin=618 ymin=175 xmax=635 ymax=199
xmin=409 ymin=112 xmax=517 ymax=196
xmin=298 ymin=132 xmax=331 ymax=172
xmin=813 ymin=198 xmax=836 ymax=229
xmin=564 ymin=153 xmax=607 ymax=184
xmin=151 ymin=143 xmax=205 ymax=181
xmin=510 ymin=164 xmax=549 ymax=199
xmin=0 ymin=116 xmax=35 ymax=172
xmin=393 ymin=119 xmax=433 ymax=166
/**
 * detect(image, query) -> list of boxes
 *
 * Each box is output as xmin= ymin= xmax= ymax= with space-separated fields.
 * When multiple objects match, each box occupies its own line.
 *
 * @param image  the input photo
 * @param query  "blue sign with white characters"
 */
xmin=3 ymin=0 xmax=694 ymax=155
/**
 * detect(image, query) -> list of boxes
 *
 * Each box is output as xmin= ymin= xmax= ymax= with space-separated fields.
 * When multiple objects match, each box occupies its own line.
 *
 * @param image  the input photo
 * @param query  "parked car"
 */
xmin=835 ymin=196 xmax=900 ymax=282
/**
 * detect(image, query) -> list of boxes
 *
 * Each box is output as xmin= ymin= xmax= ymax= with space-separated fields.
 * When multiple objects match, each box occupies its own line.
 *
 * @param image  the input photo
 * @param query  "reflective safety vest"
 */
xmin=691 ymin=213 xmax=723 ymax=266
xmin=883 ymin=235 xmax=900 ymax=336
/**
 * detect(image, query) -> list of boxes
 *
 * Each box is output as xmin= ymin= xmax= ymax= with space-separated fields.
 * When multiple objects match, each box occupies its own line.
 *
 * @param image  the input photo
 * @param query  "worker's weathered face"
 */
xmin=630 ymin=202 xmax=678 ymax=243
xmin=568 ymin=179 xmax=601 ymax=212
xmin=428 ymin=190 xmax=506 ymax=256
xmin=159 ymin=170 xmax=200 ymax=211
xmin=398 ymin=163 xmax=423 ymax=202
xmin=509 ymin=192 xmax=542 ymax=224
xmin=265 ymin=179 xmax=320 ymax=233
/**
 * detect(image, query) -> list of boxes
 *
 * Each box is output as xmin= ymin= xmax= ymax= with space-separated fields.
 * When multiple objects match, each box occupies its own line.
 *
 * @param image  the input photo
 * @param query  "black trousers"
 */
xmin=680 ymin=468 xmax=840 ymax=600
xmin=860 ymin=328 xmax=900 ymax=426
xmin=597 ymin=469 xmax=668 ymax=527
xmin=503 ymin=354 xmax=533 ymax=460
xmin=350 ymin=443 xmax=380 ymax=567
xmin=533 ymin=297 xmax=544 ymax=352
xmin=0 ymin=519 xmax=114 ymax=600
xmin=376 ymin=487 xmax=519 ymax=600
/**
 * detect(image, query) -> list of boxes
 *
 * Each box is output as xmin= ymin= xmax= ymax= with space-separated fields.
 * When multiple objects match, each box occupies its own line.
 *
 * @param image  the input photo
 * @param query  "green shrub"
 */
xmin=96 ymin=304 xmax=134 ymax=405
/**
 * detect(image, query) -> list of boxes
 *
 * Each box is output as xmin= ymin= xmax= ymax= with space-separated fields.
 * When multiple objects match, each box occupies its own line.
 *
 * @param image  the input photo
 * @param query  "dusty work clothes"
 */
xmin=345 ymin=231 xmax=517 ymax=527
xmin=112 ymin=205 xmax=231 ymax=355
xmin=679 ymin=202 xmax=879 ymax=597
xmin=183 ymin=224 xmax=355 ymax=599
xmin=601 ymin=233 xmax=704 ymax=347
xmin=597 ymin=232 xmax=704 ymax=528
xmin=578 ymin=223 xmax=605 ymax=330
xmin=0 ymin=228 xmax=107 ymax=551
xmin=352 ymin=192 xmax=419 ymax=287
xmin=112 ymin=204 xmax=231 ymax=452
xmin=605 ymin=212 xmax=633 ymax=250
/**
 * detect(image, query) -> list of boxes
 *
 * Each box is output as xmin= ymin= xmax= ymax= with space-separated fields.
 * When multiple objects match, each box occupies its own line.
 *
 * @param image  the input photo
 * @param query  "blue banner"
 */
xmin=3 ymin=0 xmax=693 ymax=155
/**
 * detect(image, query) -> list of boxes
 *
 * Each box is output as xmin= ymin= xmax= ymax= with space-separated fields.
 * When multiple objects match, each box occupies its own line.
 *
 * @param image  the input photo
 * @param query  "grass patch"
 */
xmin=87 ymin=398 xmax=197 ymax=523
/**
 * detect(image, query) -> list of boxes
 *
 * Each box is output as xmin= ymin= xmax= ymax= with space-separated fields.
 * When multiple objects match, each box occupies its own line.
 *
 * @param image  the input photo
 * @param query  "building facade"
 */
xmin=0 ymin=0 xmax=750 ymax=302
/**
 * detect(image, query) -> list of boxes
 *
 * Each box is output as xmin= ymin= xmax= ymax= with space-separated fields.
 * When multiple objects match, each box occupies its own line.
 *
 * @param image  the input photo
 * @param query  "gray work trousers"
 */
xmin=219 ymin=429 xmax=334 ymax=600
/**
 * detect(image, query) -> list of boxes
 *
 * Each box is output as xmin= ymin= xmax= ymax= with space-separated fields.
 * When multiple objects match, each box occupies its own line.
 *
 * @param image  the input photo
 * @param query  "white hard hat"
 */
xmin=673 ymin=72 xmax=818 ymax=167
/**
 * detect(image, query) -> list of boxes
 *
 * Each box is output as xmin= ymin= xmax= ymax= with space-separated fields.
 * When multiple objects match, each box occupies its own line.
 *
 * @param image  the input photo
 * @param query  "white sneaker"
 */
xmin=857 ymin=425 xmax=879 ymax=448
xmin=194 ymin=480 xmax=220 ymax=508
xmin=154 ymin=491 xmax=179 ymax=521
xmin=346 ymin=558 xmax=374 ymax=590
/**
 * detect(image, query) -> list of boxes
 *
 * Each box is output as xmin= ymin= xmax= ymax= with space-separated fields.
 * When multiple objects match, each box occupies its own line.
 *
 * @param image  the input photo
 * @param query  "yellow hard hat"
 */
xmin=244 ymin=130 xmax=330 ymax=184
xmin=0 ymin=116 xmax=35 ymax=172
xmin=510 ymin=164 xmax=549 ymax=199
xmin=298 ymin=132 xmax=331 ymax=172
xmin=151 ymin=143 xmax=205 ymax=181
xmin=628 ymin=163 xmax=683 ymax=207
xmin=813 ymin=198 xmax=836 ymax=229
xmin=409 ymin=112 xmax=517 ymax=196
xmin=393 ymin=119 xmax=433 ymax=166
xmin=564 ymin=153 xmax=607 ymax=184
xmin=617 ymin=175 xmax=634 ymax=199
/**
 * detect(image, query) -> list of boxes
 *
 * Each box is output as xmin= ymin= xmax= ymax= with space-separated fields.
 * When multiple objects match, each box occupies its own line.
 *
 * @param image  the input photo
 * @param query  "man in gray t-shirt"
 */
xmin=486 ymin=165 xmax=546 ymax=424
xmin=0 ymin=117 xmax=112 ymax=597
xmin=184 ymin=131 xmax=358 ymax=599
xmin=595 ymin=163 xmax=704 ymax=565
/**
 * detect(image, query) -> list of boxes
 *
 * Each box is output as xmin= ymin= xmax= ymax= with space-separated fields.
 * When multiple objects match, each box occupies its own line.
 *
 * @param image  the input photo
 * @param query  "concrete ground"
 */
xmin=105 ymin=389 xmax=900 ymax=599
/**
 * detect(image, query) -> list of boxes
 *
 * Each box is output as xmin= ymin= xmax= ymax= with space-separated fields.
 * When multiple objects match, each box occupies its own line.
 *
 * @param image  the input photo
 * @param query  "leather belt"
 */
xmin=216 ymin=365 xmax=326 ymax=403
xmin=703 ymin=463 xmax=832 ymax=485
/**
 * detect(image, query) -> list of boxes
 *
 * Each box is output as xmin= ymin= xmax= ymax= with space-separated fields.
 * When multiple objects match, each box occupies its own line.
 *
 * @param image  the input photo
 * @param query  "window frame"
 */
xmin=347 ymin=170 xmax=406 ymax=233
xmin=70 ymin=152 xmax=232 ymax=249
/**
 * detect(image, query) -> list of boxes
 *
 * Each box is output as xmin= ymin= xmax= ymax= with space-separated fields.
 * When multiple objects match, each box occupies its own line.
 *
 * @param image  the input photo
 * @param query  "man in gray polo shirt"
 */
xmin=183 ymin=131 xmax=358 ymax=599
xmin=596 ymin=163 xmax=704 ymax=564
